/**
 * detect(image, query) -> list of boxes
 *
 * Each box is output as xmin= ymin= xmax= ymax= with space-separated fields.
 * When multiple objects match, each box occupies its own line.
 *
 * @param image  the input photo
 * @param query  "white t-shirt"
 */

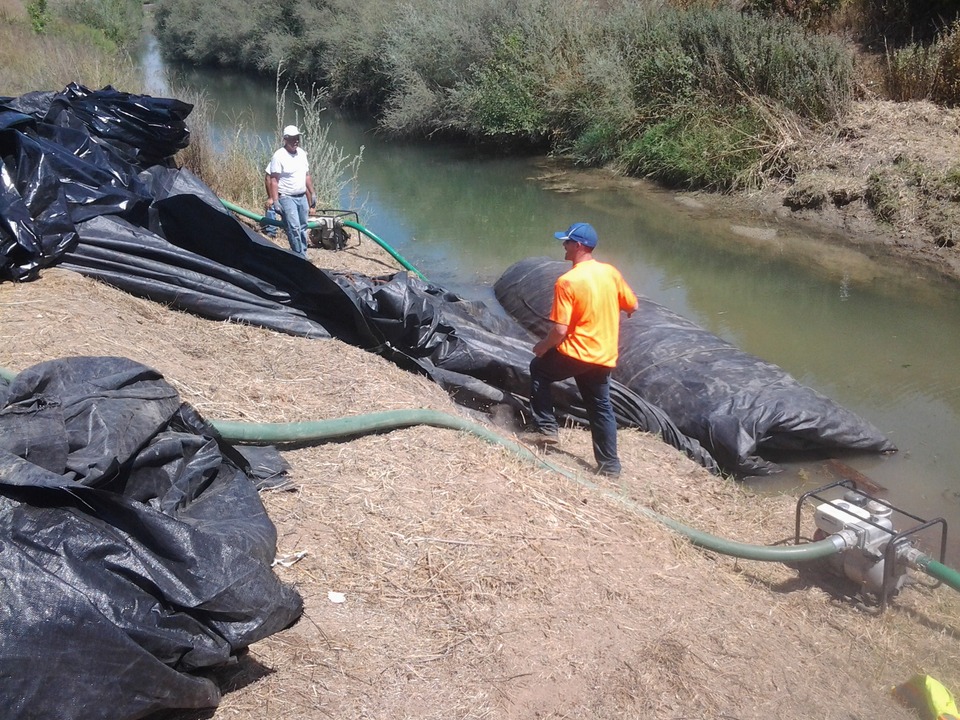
xmin=268 ymin=147 xmax=310 ymax=196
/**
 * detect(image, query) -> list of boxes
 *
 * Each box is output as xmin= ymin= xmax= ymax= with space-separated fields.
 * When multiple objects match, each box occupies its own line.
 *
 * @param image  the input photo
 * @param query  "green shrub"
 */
xmin=377 ymin=0 xmax=507 ymax=135
xmin=50 ymin=13 xmax=121 ymax=54
xmin=619 ymin=102 xmax=768 ymax=190
xmin=451 ymin=30 xmax=551 ymax=142
xmin=568 ymin=121 xmax=625 ymax=166
xmin=27 ymin=0 xmax=48 ymax=33
xmin=597 ymin=4 xmax=852 ymax=121
xmin=154 ymin=0 xmax=282 ymax=72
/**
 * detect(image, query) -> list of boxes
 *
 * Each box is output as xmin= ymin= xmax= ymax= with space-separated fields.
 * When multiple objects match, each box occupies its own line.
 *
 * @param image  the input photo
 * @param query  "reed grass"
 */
xmin=883 ymin=42 xmax=939 ymax=102
xmin=174 ymin=70 xmax=363 ymax=213
xmin=881 ymin=19 xmax=960 ymax=107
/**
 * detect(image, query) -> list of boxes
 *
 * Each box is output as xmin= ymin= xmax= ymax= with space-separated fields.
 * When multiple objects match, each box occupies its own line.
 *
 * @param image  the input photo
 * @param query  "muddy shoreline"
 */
xmin=699 ymin=184 xmax=960 ymax=287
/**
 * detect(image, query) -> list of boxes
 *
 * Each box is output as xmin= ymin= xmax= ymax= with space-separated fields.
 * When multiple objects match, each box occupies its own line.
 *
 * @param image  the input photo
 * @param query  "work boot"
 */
xmin=525 ymin=428 xmax=559 ymax=446
xmin=597 ymin=463 xmax=621 ymax=478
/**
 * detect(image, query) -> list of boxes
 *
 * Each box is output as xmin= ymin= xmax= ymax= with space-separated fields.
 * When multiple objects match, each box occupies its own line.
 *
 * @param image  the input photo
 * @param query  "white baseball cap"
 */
xmin=282 ymin=125 xmax=301 ymax=137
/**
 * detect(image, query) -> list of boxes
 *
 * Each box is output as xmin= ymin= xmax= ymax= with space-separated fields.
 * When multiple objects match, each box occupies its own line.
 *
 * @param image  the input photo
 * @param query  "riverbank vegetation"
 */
xmin=0 ymin=0 xmax=142 ymax=94
xmin=153 ymin=0 xmax=960 ymax=194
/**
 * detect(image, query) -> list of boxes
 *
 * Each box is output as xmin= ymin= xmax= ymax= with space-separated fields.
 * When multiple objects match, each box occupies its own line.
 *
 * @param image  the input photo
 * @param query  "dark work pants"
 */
xmin=529 ymin=349 xmax=620 ymax=474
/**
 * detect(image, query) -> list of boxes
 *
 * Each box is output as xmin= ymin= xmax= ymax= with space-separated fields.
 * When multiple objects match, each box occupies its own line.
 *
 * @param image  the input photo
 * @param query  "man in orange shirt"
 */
xmin=530 ymin=222 xmax=639 ymax=477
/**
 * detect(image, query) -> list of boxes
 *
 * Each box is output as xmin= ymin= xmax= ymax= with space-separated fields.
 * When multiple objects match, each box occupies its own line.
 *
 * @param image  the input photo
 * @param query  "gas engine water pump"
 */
xmin=795 ymin=481 xmax=948 ymax=610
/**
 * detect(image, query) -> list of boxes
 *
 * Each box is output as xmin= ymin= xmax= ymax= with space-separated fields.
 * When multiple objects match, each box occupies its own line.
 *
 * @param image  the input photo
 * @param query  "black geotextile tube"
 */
xmin=494 ymin=257 xmax=897 ymax=476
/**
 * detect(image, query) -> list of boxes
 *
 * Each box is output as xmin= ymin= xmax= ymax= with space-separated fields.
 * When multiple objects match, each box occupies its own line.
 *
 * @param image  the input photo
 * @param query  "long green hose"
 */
xmin=212 ymin=410 xmax=843 ymax=563
xmin=341 ymin=220 xmax=428 ymax=281
xmin=218 ymin=198 xmax=428 ymax=281
xmin=2 ymin=375 xmax=957 ymax=580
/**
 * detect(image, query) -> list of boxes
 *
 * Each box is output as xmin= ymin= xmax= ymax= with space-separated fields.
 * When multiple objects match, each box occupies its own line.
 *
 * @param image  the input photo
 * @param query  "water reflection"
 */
xmin=143 ymin=43 xmax=960 ymax=561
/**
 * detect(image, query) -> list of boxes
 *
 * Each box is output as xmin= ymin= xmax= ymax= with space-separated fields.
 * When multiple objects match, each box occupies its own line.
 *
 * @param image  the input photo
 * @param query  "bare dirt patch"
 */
xmin=2 ymin=233 xmax=960 ymax=718
xmin=734 ymin=98 xmax=960 ymax=284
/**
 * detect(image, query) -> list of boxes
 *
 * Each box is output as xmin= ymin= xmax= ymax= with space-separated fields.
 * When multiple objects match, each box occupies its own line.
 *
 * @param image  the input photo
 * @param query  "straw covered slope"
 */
xmin=2 ymin=229 xmax=959 ymax=719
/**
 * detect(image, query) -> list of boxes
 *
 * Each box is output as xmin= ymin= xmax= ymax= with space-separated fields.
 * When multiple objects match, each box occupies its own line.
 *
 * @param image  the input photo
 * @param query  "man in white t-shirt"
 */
xmin=267 ymin=125 xmax=316 ymax=258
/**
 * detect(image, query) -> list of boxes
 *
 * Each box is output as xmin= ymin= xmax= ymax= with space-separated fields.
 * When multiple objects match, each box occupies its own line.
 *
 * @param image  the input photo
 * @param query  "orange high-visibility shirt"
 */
xmin=550 ymin=259 xmax=638 ymax=368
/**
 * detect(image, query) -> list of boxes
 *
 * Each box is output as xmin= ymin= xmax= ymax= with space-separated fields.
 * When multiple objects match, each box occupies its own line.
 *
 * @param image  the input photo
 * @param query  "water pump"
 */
xmin=796 ymin=480 xmax=949 ymax=610
xmin=813 ymin=492 xmax=907 ymax=595
xmin=309 ymin=215 xmax=348 ymax=250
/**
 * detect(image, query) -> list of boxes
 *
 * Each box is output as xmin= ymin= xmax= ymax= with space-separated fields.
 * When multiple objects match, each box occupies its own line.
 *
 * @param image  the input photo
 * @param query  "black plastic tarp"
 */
xmin=1 ymin=83 xmax=190 ymax=282
xmin=494 ymin=257 xmax=896 ymax=475
xmin=0 ymin=356 xmax=303 ymax=719
xmin=62 ymin=202 xmax=719 ymax=473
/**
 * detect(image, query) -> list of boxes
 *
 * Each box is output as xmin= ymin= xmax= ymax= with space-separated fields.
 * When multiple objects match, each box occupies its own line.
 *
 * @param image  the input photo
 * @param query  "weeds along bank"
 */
xmin=149 ymin=0 xmax=960 ymax=190
xmin=0 ymin=0 xmax=142 ymax=94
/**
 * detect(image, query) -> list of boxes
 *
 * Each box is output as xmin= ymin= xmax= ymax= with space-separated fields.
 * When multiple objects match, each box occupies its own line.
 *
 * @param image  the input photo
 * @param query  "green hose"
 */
xmin=912 ymin=554 xmax=960 ymax=592
xmin=212 ymin=410 xmax=844 ymax=563
xmin=4 ymin=362 xmax=955 ymax=574
xmin=219 ymin=197 xmax=281 ymax=227
xmin=213 ymin=410 xmax=554 ymax=472
xmin=342 ymin=220 xmax=428 ymax=281
xmin=218 ymin=198 xmax=428 ymax=281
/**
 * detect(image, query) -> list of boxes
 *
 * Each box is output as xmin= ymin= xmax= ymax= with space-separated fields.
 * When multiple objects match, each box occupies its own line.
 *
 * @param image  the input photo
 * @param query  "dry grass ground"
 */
xmin=3 ymin=226 xmax=960 ymax=720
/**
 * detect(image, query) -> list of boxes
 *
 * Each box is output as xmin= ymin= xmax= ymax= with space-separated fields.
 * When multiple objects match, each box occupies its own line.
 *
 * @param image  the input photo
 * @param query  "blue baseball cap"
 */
xmin=554 ymin=222 xmax=598 ymax=248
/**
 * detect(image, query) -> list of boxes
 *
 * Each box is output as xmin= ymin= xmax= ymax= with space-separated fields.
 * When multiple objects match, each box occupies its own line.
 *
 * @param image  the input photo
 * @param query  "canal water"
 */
xmin=142 ymin=40 xmax=960 ymax=562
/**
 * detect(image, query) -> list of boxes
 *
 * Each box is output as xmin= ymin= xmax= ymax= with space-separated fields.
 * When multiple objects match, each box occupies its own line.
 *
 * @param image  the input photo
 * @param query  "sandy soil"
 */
xmin=3 ymin=226 xmax=959 ymax=720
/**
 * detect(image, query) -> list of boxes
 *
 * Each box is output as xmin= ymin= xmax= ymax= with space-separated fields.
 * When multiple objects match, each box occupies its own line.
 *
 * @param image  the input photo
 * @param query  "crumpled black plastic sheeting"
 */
xmin=495 ymin=258 xmax=896 ymax=476
xmin=0 ymin=83 xmax=191 ymax=281
xmin=0 ymin=357 xmax=302 ymax=720
xmin=340 ymin=270 xmax=721 ymax=473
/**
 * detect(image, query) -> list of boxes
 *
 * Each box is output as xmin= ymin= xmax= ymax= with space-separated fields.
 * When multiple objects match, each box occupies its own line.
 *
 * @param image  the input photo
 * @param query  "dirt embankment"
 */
xmin=3 ymin=225 xmax=959 ymax=720
xmin=740 ymin=98 xmax=960 ymax=283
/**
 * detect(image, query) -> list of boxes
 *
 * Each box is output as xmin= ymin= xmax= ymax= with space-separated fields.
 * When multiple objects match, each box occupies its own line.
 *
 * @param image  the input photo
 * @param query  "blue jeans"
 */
xmin=277 ymin=194 xmax=309 ymax=257
xmin=530 ymin=349 xmax=620 ymax=474
xmin=261 ymin=205 xmax=278 ymax=237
